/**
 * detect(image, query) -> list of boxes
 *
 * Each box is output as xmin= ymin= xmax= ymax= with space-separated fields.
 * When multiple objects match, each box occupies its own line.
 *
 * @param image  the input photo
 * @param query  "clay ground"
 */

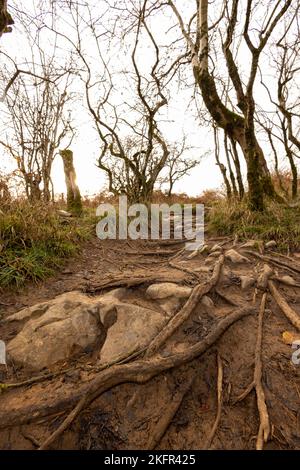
xmin=0 ymin=234 xmax=300 ymax=450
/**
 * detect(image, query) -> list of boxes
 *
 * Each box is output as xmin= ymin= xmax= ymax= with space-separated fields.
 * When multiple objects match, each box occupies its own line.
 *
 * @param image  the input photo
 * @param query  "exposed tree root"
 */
xmin=203 ymin=353 xmax=223 ymax=449
xmin=1 ymin=346 xmax=146 ymax=393
xmin=234 ymin=294 xmax=270 ymax=450
xmin=146 ymin=371 xmax=197 ymax=450
xmin=268 ymin=280 xmax=300 ymax=330
xmin=33 ymin=306 xmax=253 ymax=450
xmin=145 ymin=255 xmax=225 ymax=357
xmin=123 ymin=250 xmax=178 ymax=256
xmin=168 ymin=260 xmax=200 ymax=280
xmin=242 ymin=250 xmax=300 ymax=276
xmin=215 ymin=289 xmax=239 ymax=306
xmin=85 ymin=272 xmax=187 ymax=293
xmin=255 ymin=294 xmax=270 ymax=450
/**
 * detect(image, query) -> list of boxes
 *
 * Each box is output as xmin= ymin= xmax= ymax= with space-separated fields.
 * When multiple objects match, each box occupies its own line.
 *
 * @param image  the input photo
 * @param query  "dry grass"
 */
xmin=0 ymin=199 xmax=94 ymax=288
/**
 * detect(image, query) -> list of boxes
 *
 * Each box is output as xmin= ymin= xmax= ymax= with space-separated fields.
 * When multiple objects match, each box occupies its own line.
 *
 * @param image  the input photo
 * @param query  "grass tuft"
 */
xmin=0 ymin=200 xmax=95 ymax=288
xmin=207 ymin=199 xmax=300 ymax=251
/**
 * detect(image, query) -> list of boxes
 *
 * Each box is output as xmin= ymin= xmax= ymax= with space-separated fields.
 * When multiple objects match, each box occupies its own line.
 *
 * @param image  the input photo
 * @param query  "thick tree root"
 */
xmin=145 ymin=255 xmax=225 ymax=357
xmin=34 ymin=306 xmax=252 ymax=450
xmin=268 ymin=280 xmax=300 ymax=330
xmin=234 ymin=294 xmax=270 ymax=450
xmin=85 ymin=272 xmax=187 ymax=293
xmin=203 ymin=353 xmax=223 ymax=449
xmin=146 ymin=371 xmax=197 ymax=450
xmin=242 ymin=250 xmax=300 ymax=276
xmin=255 ymin=293 xmax=270 ymax=450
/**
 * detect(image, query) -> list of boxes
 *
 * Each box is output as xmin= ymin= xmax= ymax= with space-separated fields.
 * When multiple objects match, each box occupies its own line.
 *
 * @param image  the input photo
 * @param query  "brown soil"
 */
xmin=0 ymin=236 xmax=299 ymax=450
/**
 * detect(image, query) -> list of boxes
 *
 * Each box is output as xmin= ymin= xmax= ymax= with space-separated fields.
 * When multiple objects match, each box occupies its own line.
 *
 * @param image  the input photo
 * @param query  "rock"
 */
xmin=99 ymin=303 xmax=168 ymax=364
xmin=225 ymin=249 xmax=250 ymax=264
xmin=201 ymin=295 xmax=214 ymax=308
xmin=6 ymin=291 xmax=89 ymax=322
xmin=241 ymin=240 xmax=261 ymax=249
xmin=207 ymin=251 xmax=222 ymax=258
xmin=146 ymin=283 xmax=191 ymax=301
xmin=240 ymin=275 xmax=256 ymax=290
xmin=275 ymin=275 xmax=297 ymax=287
xmin=265 ymin=240 xmax=277 ymax=249
xmin=257 ymin=264 xmax=274 ymax=290
xmin=210 ymin=244 xmax=222 ymax=253
xmin=146 ymin=283 xmax=191 ymax=316
xmin=57 ymin=209 xmax=72 ymax=217
xmin=7 ymin=293 xmax=104 ymax=370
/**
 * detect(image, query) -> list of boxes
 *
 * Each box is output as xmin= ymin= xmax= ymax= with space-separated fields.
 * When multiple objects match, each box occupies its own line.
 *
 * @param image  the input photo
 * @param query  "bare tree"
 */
xmin=0 ymin=69 xmax=74 ymax=201
xmin=59 ymin=149 xmax=82 ymax=215
xmin=164 ymin=0 xmax=295 ymax=210
xmin=157 ymin=139 xmax=201 ymax=197
xmin=50 ymin=1 xmax=171 ymax=203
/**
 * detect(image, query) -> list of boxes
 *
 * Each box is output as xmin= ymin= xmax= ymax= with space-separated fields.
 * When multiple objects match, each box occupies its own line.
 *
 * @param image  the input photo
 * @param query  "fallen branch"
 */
xmin=203 ymin=353 xmax=223 ymax=449
xmin=268 ymin=280 xmax=300 ymax=330
xmin=16 ymin=306 xmax=254 ymax=449
xmin=85 ymin=272 xmax=186 ymax=293
xmin=145 ymin=255 xmax=225 ymax=357
xmin=146 ymin=371 xmax=196 ymax=450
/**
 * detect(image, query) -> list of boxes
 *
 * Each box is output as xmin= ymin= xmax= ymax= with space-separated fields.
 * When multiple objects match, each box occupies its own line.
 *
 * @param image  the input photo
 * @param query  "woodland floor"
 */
xmin=0 ymin=234 xmax=300 ymax=450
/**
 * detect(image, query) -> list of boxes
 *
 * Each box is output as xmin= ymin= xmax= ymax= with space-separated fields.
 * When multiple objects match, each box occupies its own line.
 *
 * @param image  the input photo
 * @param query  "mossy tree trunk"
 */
xmin=59 ymin=150 xmax=82 ymax=216
xmin=0 ymin=0 xmax=13 ymax=37
xmin=169 ymin=0 xmax=291 ymax=210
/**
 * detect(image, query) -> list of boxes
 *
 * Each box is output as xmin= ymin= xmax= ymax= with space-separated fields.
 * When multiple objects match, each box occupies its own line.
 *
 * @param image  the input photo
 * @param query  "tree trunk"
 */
xmin=224 ymin=133 xmax=238 ymax=197
xmin=59 ymin=150 xmax=82 ymax=216
xmin=0 ymin=0 xmax=13 ymax=37
xmin=228 ymin=136 xmax=244 ymax=199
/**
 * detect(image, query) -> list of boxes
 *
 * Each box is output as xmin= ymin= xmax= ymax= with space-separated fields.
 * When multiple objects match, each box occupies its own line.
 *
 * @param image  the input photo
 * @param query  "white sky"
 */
xmin=0 ymin=0 xmax=297 ymax=198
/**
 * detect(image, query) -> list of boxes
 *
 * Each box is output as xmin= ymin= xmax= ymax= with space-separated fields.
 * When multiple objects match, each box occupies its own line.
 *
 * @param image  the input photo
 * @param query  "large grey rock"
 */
xmin=99 ymin=303 xmax=168 ymax=364
xmin=146 ymin=282 xmax=191 ymax=315
xmin=7 ymin=292 xmax=104 ymax=370
xmin=6 ymin=291 xmax=90 ymax=322
xmin=6 ymin=289 xmax=129 ymax=370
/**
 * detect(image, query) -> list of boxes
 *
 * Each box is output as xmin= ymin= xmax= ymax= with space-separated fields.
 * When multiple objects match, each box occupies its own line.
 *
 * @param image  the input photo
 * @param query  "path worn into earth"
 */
xmin=0 ymin=235 xmax=300 ymax=450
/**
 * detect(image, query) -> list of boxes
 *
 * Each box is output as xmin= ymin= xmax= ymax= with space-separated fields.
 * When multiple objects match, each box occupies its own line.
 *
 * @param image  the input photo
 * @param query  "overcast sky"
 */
xmin=0 ymin=0 xmax=296 ymax=198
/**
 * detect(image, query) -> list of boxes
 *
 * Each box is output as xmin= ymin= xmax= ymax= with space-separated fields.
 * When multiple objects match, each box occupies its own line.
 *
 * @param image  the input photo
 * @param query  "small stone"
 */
xmin=241 ymin=240 xmax=261 ymax=249
xmin=146 ymin=283 xmax=191 ymax=300
xmin=265 ymin=240 xmax=277 ymax=249
xmin=146 ymin=283 xmax=192 ymax=316
xmin=57 ymin=209 xmax=72 ymax=218
xmin=225 ymin=249 xmax=250 ymax=264
xmin=240 ymin=275 xmax=256 ymax=290
xmin=210 ymin=244 xmax=222 ymax=253
xmin=257 ymin=264 xmax=274 ymax=290
xmin=275 ymin=275 xmax=297 ymax=286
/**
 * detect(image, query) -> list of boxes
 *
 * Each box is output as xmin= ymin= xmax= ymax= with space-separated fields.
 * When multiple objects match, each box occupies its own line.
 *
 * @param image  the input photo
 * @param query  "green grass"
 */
xmin=0 ymin=200 xmax=95 ymax=288
xmin=207 ymin=199 xmax=300 ymax=251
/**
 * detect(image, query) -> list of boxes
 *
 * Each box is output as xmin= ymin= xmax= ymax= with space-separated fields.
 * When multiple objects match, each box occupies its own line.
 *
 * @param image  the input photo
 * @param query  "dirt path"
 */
xmin=0 ymin=235 xmax=300 ymax=450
